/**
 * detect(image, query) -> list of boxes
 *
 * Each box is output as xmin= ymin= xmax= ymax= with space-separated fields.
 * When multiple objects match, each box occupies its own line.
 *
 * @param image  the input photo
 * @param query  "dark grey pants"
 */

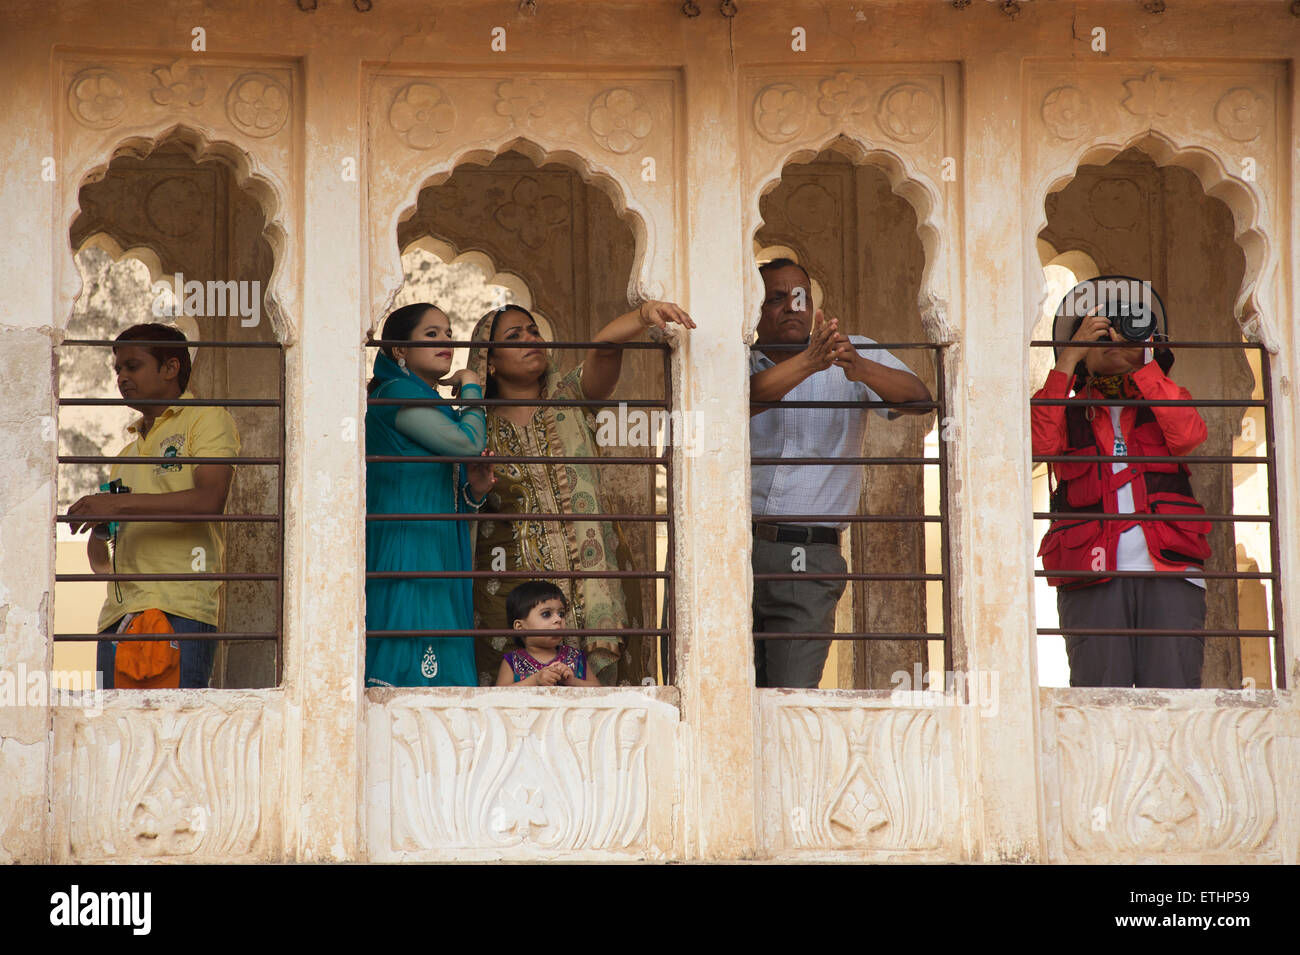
xmin=1058 ymin=577 xmax=1206 ymax=688
xmin=752 ymin=538 xmax=847 ymax=689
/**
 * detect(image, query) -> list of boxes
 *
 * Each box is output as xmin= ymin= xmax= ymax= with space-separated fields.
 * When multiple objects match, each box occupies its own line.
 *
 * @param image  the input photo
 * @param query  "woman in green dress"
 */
xmin=365 ymin=303 xmax=495 ymax=687
xmin=467 ymin=301 xmax=694 ymax=686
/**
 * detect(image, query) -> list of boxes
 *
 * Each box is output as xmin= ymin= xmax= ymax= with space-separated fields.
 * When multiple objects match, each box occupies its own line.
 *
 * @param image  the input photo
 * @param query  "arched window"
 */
xmin=750 ymin=145 xmax=952 ymax=693
xmin=1032 ymin=147 xmax=1282 ymax=690
xmin=54 ymin=136 xmax=287 ymax=689
xmin=364 ymin=148 xmax=674 ymax=690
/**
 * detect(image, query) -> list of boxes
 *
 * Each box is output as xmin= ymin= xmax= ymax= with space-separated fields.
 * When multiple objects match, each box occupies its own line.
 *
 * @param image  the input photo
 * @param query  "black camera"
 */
xmin=1101 ymin=298 xmax=1157 ymax=342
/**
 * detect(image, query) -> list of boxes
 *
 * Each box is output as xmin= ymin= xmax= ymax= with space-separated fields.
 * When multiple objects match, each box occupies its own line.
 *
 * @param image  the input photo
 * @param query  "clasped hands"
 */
xmin=801 ymin=309 xmax=871 ymax=383
xmin=533 ymin=660 xmax=579 ymax=686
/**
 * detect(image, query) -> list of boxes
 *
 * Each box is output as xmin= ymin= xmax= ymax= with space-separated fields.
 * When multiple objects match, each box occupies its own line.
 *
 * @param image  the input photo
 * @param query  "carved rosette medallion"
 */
xmin=1213 ymin=87 xmax=1266 ymax=143
xmin=875 ymin=83 xmax=939 ymax=144
xmin=389 ymin=83 xmax=456 ymax=150
xmin=817 ymin=72 xmax=871 ymax=119
xmin=496 ymin=79 xmax=545 ymax=125
xmin=1121 ymin=69 xmax=1176 ymax=121
xmin=151 ymin=61 xmax=207 ymax=108
xmin=784 ymin=182 xmax=836 ymax=235
xmin=493 ymin=176 xmax=569 ymax=249
xmin=145 ymin=177 xmax=205 ymax=237
xmin=754 ymin=83 xmax=808 ymax=144
xmin=225 ymin=72 xmax=290 ymax=138
xmin=588 ymin=88 xmax=652 ymax=154
xmin=1041 ymin=86 xmax=1093 ymax=141
xmin=68 ymin=67 xmax=127 ymax=129
xmin=1087 ymin=178 xmax=1142 ymax=230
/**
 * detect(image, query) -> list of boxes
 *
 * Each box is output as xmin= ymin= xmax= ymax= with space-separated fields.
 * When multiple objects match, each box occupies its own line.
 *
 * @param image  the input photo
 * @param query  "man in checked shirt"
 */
xmin=749 ymin=259 xmax=932 ymax=688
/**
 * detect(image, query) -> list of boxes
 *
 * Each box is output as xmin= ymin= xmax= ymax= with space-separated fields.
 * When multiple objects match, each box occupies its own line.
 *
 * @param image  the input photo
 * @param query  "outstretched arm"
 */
xmin=582 ymin=300 xmax=695 ymax=401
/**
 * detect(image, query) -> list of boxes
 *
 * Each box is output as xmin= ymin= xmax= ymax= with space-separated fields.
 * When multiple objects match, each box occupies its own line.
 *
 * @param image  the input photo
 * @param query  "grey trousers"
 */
xmin=1058 ymin=577 xmax=1206 ymax=688
xmin=752 ymin=538 xmax=847 ymax=689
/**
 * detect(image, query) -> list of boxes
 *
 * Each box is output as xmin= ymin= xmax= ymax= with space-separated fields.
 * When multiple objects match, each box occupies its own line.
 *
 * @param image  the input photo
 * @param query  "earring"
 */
xmin=398 ymin=356 xmax=408 ymax=371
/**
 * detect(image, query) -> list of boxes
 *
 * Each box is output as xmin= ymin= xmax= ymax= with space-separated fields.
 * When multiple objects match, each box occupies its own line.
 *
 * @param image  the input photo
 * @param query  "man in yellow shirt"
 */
xmin=67 ymin=324 xmax=240 ymax=688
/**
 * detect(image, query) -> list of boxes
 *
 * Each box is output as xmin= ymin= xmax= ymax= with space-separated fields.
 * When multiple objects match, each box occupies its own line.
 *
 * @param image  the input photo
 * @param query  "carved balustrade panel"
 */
xmin=52 ymin=693 xmax=282 ymax=862
xmin=1040 ymin=689 xmax=1300 ymax=863
xmin=366 ymin=688 xmax=679 ymax=860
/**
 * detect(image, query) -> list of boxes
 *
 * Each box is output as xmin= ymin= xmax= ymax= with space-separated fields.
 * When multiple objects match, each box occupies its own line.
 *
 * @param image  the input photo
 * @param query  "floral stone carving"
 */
xmin=875 ymin=83 xmax=939 ymax=144
xmin=1041 ymin=86 xmax=1093 ymax=140
xmin=588 ymin=88 xmax=652 ymax=154
xmin=390 ymin=82 xmax=456 ymax=150
xmin=754 ymin=83 xmax=808 ymax=144
xmin=226 ymin=72 xmax=290 ymax=138
xmin=68 ymin=67 xmax=127 ymax=129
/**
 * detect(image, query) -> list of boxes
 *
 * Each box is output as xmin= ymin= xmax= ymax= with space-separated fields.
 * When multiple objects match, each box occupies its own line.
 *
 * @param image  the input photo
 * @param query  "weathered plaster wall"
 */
xmin=0 ymin=0 xmax=1296 ymax=863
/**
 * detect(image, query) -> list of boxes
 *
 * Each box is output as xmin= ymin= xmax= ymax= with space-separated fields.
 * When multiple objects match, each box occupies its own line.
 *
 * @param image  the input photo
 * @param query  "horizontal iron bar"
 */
xmin=367 ymin=629 xmax=668 ymax=638
xmin=367 ymin=397 xmax=667 ymax=407
xmin=1037 ymin=628 xmax=1276 ymax=637
xmin=1036 ymin=570 xmax=1275 ymax=579
xmin=1030 ymin=340 xmax=1267 ymax=349
xmin=366 ymin=454 xmax=668 ymax=465
xmin=752 ymin=514 xmax=941 ymax=523
xmin=57 ymin=514 xmax=278 ymax=523
xmin=754 ymin=572 xmax=944 ymax=581
xmin=1035 ymin=512 xmax=1269 ymax=522
xmin=367 ymin=513 xmax=665 ymax=522
xmin=753 ymin=632 xmax=941 ymax=641
xmin=752 ymin=456 xmax=939 ymax=465
xmin=57 ymin=573 xmax=279 ymax=582
xmin=367 ymin=570 xmax=667 ymax=579
xmin=1035 ymin=454 xmax=1268 ymax=464
xmin=753 ymin=342 xmax=945 ymax=350
xmin=60 ymin=397 xmax=280 ymax=407
xmin=60 ymin=456 xmax=280 ymax=466
xmin=366 ymin=339 xmax=669 ymax=349
xmin=1032 ymin=398 xmax=1264 ymax=407
xmin=60 ymin=339 xmax=284 ymax=348
xmin=750 ymin=399 xmax=940 ymax=409
xmin=53 ymin=632 xmax=277 ymax=642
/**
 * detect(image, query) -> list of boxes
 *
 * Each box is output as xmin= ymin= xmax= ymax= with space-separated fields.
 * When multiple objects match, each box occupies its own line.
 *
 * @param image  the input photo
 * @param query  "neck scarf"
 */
xmin=1086 ymin=373 xmax=1141 ymax=400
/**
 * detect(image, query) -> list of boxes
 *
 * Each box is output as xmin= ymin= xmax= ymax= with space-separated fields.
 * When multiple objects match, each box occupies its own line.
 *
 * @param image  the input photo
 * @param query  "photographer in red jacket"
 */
xmin=1033 ymin=279 xmax=1210 ymax=688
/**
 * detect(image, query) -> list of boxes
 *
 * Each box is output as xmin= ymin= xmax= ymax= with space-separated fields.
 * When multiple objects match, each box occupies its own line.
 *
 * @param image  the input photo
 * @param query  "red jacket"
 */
xmin=1032 ymin=360 xmax=1211 ymax=589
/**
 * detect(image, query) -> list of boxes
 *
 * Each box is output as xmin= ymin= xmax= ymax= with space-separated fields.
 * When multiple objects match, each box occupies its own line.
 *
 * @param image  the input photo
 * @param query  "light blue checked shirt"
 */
xmin=750 ymin=335 xmax=914 ymax=530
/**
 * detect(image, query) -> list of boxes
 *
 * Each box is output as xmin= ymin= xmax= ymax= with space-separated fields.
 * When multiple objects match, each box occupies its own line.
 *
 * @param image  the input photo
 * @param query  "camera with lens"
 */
xmin=1101 ymin=298 xmax=1157 ymax=342
xmin=91 ymin=478 xmax=130 ymax=540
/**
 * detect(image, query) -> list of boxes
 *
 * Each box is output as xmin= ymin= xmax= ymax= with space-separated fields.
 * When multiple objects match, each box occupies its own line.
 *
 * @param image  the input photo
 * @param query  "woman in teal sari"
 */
xmin=365 ymin=302 xmax=495 ymax=687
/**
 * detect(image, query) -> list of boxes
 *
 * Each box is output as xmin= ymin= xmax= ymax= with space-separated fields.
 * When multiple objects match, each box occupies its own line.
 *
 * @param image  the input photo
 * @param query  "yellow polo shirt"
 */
xmin=97 ymin=392 xmax=241 ymax=631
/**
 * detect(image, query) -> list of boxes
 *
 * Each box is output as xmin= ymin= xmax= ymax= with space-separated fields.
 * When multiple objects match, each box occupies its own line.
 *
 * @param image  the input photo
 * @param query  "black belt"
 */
xmin=753 ymin=522 xmax=840 ymax=545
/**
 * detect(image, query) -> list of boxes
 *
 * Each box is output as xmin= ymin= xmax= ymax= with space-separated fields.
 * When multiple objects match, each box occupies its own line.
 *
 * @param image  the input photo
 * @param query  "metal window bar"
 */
xmin=362 ymin=338 xmax=676 ymax=680
xmin=51 ymin=339 xmax=287 ymax=684
xmin=1029 ymin=338 xmax=1285 ymax=688
xmin=749 ymin=342 xmax=952 ymax=669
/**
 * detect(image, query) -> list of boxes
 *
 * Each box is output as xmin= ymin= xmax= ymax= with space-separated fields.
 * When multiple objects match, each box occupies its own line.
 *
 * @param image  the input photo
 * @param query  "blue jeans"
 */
xmin=97 ymin=614 xmax=217 ymax=689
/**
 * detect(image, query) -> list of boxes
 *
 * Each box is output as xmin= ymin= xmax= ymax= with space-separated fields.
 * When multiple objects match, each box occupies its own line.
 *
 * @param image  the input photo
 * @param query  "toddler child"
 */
xmin=495 ymin=581 xmax=602 ymax=686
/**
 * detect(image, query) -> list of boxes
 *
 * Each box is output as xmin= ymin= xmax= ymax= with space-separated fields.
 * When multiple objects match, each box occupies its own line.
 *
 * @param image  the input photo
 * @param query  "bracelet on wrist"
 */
xmin=463 ymin=484 xmax=488 ymax=510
